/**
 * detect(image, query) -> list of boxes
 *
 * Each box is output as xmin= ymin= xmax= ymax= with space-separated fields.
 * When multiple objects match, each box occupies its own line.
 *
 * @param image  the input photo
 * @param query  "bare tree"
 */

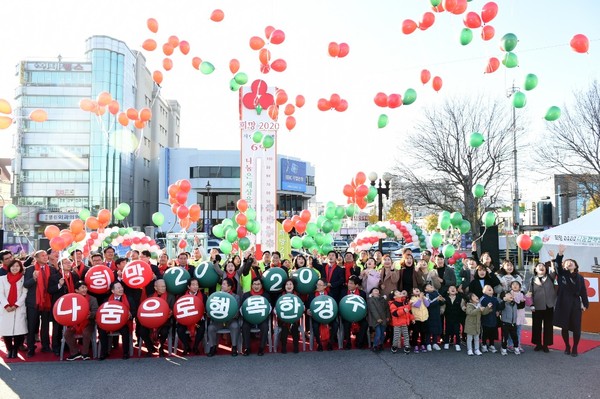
xmin=391 ymin=95 xmax=516 ymax=236
xmin=536 ymin=81 xmax=600 ymax=207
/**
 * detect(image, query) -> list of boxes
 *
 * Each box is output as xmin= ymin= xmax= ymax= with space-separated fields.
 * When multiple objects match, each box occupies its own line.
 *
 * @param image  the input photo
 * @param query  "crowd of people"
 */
xmin=0 ymin=241 xmax=590 ymax=361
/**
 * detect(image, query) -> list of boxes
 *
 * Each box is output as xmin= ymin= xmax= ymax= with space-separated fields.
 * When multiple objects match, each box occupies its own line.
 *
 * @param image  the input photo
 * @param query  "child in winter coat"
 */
xmin=507 ymin=280 xmax=526 ymax=353
xmin=479 ymin=284 xmax=500 ymax=353
xmin=360 ymin=258 xmax=381 ymax=298
xmin=410 ymin=287 xmax=430 ymax=353
xmin=389 ymin=290 xmax=414 ymax=354
xmin=424 ymin=283 xmax=444 ymax=351
xmin=442 ymin=285 xmax=465 ymax=351
xmin=367 ymin=287 xmax=390 ymax=352
xmin=464 ymin=292 xmax=493 ymax=355
xmin=498 ymin=291 xmax=521 ymax=355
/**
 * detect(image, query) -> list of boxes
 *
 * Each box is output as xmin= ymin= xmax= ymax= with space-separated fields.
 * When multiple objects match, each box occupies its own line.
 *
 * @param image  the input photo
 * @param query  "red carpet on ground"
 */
xmin=518 ymin=330 xmax=600 ymax=354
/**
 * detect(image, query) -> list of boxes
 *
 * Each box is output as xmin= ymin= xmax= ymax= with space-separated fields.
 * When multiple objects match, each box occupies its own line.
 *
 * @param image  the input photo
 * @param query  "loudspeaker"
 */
xmin=479 ymin=225 xmax=500 ymax=270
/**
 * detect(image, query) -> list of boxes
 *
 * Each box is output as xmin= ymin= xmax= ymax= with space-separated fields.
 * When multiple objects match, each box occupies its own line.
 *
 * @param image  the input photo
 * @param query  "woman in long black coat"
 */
xmin=551 ymin=245 xmax=589 ymax=357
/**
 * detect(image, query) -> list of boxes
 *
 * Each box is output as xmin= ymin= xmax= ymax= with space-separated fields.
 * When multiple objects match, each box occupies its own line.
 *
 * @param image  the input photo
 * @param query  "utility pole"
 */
xmin=507 ymin=82 xmax=522 ymax=268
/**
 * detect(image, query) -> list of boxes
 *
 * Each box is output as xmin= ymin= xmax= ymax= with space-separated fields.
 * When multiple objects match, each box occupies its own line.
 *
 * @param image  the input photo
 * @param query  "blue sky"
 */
xmin=1 ymin=0 xmax=598 ymax=204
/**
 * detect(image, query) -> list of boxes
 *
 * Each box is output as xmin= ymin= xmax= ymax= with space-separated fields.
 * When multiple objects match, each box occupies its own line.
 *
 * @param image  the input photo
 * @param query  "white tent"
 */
xmin=538 ymin=208 xmax=600 ymax=272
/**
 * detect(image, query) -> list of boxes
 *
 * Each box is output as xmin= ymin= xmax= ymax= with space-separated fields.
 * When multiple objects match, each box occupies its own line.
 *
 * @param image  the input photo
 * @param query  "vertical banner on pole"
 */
xmin=240 ymin=80 xmax=279 ymax=254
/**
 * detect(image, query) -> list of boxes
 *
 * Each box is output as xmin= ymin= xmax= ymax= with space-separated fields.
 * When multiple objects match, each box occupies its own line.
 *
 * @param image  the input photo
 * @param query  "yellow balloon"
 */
xmin=29 ymin=109 xmax=48 ymax=123
xmin=0 ymin=116 xmax=13 ymax=129
xmin=0 ymin=99 xmax=11 ymax=114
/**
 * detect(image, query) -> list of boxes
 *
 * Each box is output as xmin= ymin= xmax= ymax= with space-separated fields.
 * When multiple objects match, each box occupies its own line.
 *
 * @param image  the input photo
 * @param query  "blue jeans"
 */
xmin=507 ymin=324 xmax=522 ymax=347
xmin=373 ymin=325 xmax=385 ymax=347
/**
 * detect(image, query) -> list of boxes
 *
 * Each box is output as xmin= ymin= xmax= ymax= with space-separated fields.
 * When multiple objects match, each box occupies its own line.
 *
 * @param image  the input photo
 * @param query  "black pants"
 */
xmin=501 ymin=323 xmax=519 ymax=349
xmin=139 ymin=322 xmax=171 ymax=352
xmin=444 ymin=321 xmax=461 ymax=345
xmin=3 ymin=335 xmax=25 ymax=352
xmin=99 ymin=326 xmax=130 ymax=356
xmin=176 ymin=321 xmax=205 ymax=351
xmin=342 ymin=319 xmax=368 ymax=348
xmin=531 ymin=308 xmax=554 ymax=347
xmin=312 ymin=318 xmax=339 ymax=346
xmin=411 ymin=320 xmax=428 ymax=347
xmin=242 ymin=319 xmax=269 ymax=351
xmin=26 ymin=307 xmax=51 ymax=352
xmin=279 ymin=322 xmax=299 ymax=351
xmin=51 ymin=319 xmax=63 ymax=353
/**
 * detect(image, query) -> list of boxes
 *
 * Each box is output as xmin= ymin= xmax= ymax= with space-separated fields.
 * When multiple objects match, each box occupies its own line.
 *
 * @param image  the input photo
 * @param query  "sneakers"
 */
xmin=518 ymin=346 xmax=524 ymax=353
xmin=421 ymin=345 xmax=426 ymax=352
xmin=66 ymin=353 xmax=82 ymax=361
xmin=534 ymin=345 xmax=543 ymax=352
xmin=81 ymin=354 xmax=90 ymax=361
xmin=501 ymin=348 xmax=507 ymax=356
xmin=489 ymin=346 xmax=498 ymax=353
xmin=480 ymin=345 xmax=488 ymax=353
xmin=432 ymin=344 xmax=441 ymax=351
xmin=414 ymin=346 xmax=420 ymax=354
xmin=403 ymin=346 xmax=411 ymax=354
xmin=475 ymin=350 xmax=483 ymax=356
xmin=467 ymin=349 xmax=474 ymax=356
xmin=514 ymin=348 xmax=521 ymax=355
xmin=507 ymin=346 xmax=515 ymax=353
xmin=391 ymin=346 xmax=398 ymax=354
xmin=443 ymin=343 xmax=450 ymax=350
xmin=426 ymin=344 xmax=432 ymax=352
xmin=455 ymin=344 xmax=461 ymax=352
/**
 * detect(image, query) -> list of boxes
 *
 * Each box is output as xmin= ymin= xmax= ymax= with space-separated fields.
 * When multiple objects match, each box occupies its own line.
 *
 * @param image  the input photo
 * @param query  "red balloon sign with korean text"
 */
xmin=52 ymin=293 xmax=90 ymax=326
xmin=122 ymin=260 xmax=154 ymax=289
xmin=137 ymin=298 xmax=170 ymax=329
xmin=96 ymin=300 xmax=129 ymax=332
xmin=85 ymin=266 xmax=115 ymax=294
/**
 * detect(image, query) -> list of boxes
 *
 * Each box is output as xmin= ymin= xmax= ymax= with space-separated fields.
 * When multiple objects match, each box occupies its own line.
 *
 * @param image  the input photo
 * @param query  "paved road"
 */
xmin=0 ymin=344 xmax=598 ymax=399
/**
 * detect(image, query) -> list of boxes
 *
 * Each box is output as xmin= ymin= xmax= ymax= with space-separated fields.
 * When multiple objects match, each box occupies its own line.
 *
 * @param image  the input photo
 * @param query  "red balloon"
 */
xmin=210 ymin=9 xmax=224 ymax=22
xmin=463 ymin=11 xmax=482 ymax=28
xmin=343 ymin=184 xmax=355 ymax=197
xmin=335 ymin=99 xmax=348 ymax=112
xmin=442 ymin=0 xmax=457 ymax=12
xmin=374 ymin=92 xmax=388 ymax=107
xmin=419 ymin=12 xmax=435 ymax=30
xmin=122 ymin=260 xmax=154 ymax=289
xmin=282 ymin=219 xmax=294 ymax=233
xmin=387 ymin=94 xmax=402 ymax=109
xmin=286 ymin=116 xmax=296 ymax=131
xmin=338 ymin=43 xmax=350 ymax=58
xmin=178 ymin=179 xmax=191 ymax=193
xmin=174 ymin=295 xmax=204 ymax=326
xmin=481 ymin=25 xmax=495 ymax=41
xmin=328 ymin=42 xmax=340 ymax=57
xmin=516 ymin=234 xmax=532 ymax=250
xmin=96 ymin=301 xmax=129 ymax=332
xmin=275 ymin=89 xmax=288 ymax=106
xmin=481 ymin=2 xmax=498 ymax=23
xmin=235 ymin=213 xmax=247 ymax=226
xmin=355 ymin=184 xmax=369 ymax=197
xmin=317 ymin=98 xmax=331 ymax=111
xmin=179 ymin=40 xmax=190 ymax=55
xmin=137 ymin=298 xmax=170 ymax=329
xmin=295 ymin=95 xmax=305 ymax=108
xmin=299 ymin=209 xmax=311 ymax=223
xmin=420 ymin=69 xmax=431 ymax=85
xmin=237 ymin=226 xmax=248 ymax=238
xmin=53 ymin=293 xmax=90 ymax=327
xmin=177 ymin=205 xmax=189 ymax=219
xmin=402 ymin=19 xmax=418 ymax=35
xmin=176 ymin=190 xmax=188 ymax=205
xmin=291 ymin=215 xmax=301 ymax=224
xmin=485 ymin=57 xmax=500 ymax=74
xmin=432 ymin=76 xmax=443 ymax=92
xmin=271 ymin=59 xmax=287 ymax=72
xmin=570 ymin=34 xmax=589 ymax=54
xmin=451 ymin=0 xmax=467 ymax=15
xmin=237 ymin=199 xmax=248 ymax=212
xmin=270 ymin=29 xmax=286 ymax=45
xmin=329 ymin=94 xmax=341 ymax=108
xmin=295 ymin=221 xmax=306 ymax=234
xmin=178 ymin=239 xmax=187 ymax=249
xmin=355 ymin=171 xmax=367 ymax=185
xmin=85 ymin=265 xmax=115 ymax=294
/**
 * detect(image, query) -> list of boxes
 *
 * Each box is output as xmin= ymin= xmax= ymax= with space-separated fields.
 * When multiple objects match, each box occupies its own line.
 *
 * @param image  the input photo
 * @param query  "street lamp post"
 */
xmin=368 ymin=172 xmax=391 ymax=251
xmin=507 ymin=82 xmax=523 ymax=268
xmin=205 ymin=181 xmax=212 ymax=234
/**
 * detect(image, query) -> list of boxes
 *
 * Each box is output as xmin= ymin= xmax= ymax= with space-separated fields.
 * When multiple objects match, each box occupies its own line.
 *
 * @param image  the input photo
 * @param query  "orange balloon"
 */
xmin=275 ymin=89 xmax=288 ymax=106
xmin=168 ymin=184 xmax=179 ymax=197
xmin=328 ymin=42 xmax=340 ymax=57
xmin=147 ymin=18 xmax=159 ymax=33
xmin=126 ymin=108 xmax=139 ymax=120
xmin=450 ymin=0 xmax=467 ymax=14
xmin=97 ymin=91 xmax=112 ymax=106
xmin=179 ymin=217 xmax=191 ymax=230
xmin=97 ymin=209 xmax=111 ymax=225
xmin=355 ymin=171 xmax=367 ymax=185
xmin=0 ymin=116 xmax=13 ymax=130
xmin=249 ymin=36 xmax=265 ymax=51
xmin=29 ymin=109 xmax=48 ymax=123
xmin=79 ymin=99 xmax=95 ymax=112
xmin=168 ymin=35 xmax=179 ymax=48
xmin=142 ymin=39 xmax=157 ymax=51
xmin=189 ymin=204 xmax=201 ymax=222
xmin=285 ymin=116 xmax=296 ymax=131
xmin=117 ymin=112 xmax=129 ymax=126
xmin=229 ymin=59 xmax=240 ymax=74
xmin=70 ymin=219 xmax=84 ymax=234
xmin=295 ymin=95 xmax=305 ymax=108
xmin=284 ymin=104 xmax=295 ymax=116
xmin=162 ymin=43 xmax=174 ymax=56
xmin=108 ymin=100 xmax=120 ymax=115
xmin=336 ymin=99 xmax=348 ymax=112
xmin=134 ymin=120 xmax=145 ymax=129
xmin=153 ymin=70 xmax=163 ymax=85
xmin=74 ymin=230 xmax=86 ymax=243
xmin=179 ymin=40 xmax=190 ymax=55
xmin=271 ymin=59 xmax=287 ymax=72
xmin=192 ymin=57 xmax=202 ymax=70
xmin=481 ymin=25 xmax=495 ymax=41
xmin=50 ymin=237 xmax=66 ymax=252
xmin=86 ymin=216 xmax=99 ymax=230
xmin=139 ymin=108 xmax=152 ymax=122
xmin=267 ymin=105 xmax=279 ymax=121
xmin=59 ymin=230 xmax=74 ymax=247
xmin=0 ymin=99 xmax=12 ymax=114
xmin=317 ymin=98 xmax=331 ymax=111
xmin=210 ymin=9 xmax=224 ymax=22
xmin=420 ymin=69 xmax=431 ymax=85
xmin=44 ymin=225 xmax=60 ymax=239
xmin=235 ymin=213 xmax=247 ymax=226
xmin=338 ymin=43 xmax=350 ymax=58
xmin=265 ymin=25 xmax=275 ymax=39
xmin=163 ymin=58 xmax=173 ymax=71
xmin=168 ymin=196 xmax=177 ymax=205
xmin=259 ymin=48 xmax=271 ymax=65
xmin=95 ymin=106 xmax=106 ymax=116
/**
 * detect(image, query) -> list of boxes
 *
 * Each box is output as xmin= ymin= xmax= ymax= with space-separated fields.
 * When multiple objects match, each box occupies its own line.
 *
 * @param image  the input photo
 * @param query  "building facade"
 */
xmin=12 ymin=36 xmax=180 ymax=243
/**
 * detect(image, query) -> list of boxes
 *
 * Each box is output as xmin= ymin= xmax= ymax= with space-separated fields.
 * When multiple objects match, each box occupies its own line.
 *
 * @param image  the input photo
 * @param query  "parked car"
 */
xmin=332 ymin=240 xmax=349 ymax=253
xmin=378 ymin=241 xmax=402 ymax=255
xmin=206 ymin=239 xmax=222 ymax=255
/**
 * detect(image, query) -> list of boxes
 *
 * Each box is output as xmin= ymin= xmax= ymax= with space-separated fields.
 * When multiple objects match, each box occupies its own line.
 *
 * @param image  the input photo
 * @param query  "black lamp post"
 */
xmin=368 ymin=172 xmax=391 ymax=251
xmin=205 ymin=181 xmax=212 ymax=234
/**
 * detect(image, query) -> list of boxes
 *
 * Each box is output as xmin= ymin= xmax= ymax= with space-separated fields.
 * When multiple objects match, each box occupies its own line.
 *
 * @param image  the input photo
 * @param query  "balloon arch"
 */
xmin=350 ymin=220 xmax=428 ymax=253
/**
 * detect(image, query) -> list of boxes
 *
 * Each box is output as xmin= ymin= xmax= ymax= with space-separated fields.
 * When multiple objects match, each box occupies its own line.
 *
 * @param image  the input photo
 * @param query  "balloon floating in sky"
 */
xmin=500 ymin=33 xmax=518 ymax=52
xmin=485 ymin=57 xmax=500 ymax=74
xmin=544 ymin=106 xmax=561 ymax=121
xmin=481 ymin=25 xmax=495 ymax=41
xmin=502 ymin=52 xmax=519 ymax=68
xmin=210 ymin=9 xmax=224 ymax=22
xmin=420 ymin=69 xmax=431 ymax=85
xmin=432 ymin=76 xmax=443 ymax=92
xmin=147 ymin=18 xmax=158 ymax=33
xmin=570 ymin=34 xmax=589 ymax=53
xmin=481 ymin=2 xmax=498 ymax=24
xmin=402 ymin=19 xmax=418 ymax=35
xmin=402 ymin=89 xmax=417 ymax=105
xmin=460 ymin=28 xmax=473 ymax=46
xmin=378 ymin=114 xmax=388 ymax=129
xmin=524 ymin=74 xmax=538 ymax=91
xmin=328 ymin=42 xmax=350 ymax=58
xmin=469 ymin=132 xmax=485 ymax=148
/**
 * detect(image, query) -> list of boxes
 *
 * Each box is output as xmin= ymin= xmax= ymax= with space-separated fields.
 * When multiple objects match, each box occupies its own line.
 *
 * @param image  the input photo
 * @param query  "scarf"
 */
xmin=347 ymin=288 xmax=359 ymax=296
xmin=226 ymin=271 xmax=238 ymax=293
xmin=74 ymin=262 xmax=86 ymax=279
xmin=158 ymin=263 xmax=168 ymax=274
xmin=61 ymin=270 xmax=75 ymax=294
xmin=6 ymin=272 xmax=23 ymax=307
xmin=35 ymin=262 xmax=52 ymax=311
xmin=106 ymin=261 xmax=116 ymax=272
xmin=250 ymin=287 xmax=265 ymax=296
xmin=109 ymin=293 xmax=133 ymax=331
xmin=343 ymin=262 xmax=355 ymax=282
xmin=324 ymin=264 xmax=337 ymax=294
xmin=315 ymin=290 xmax=327 ymax=296
xmin=74 ymin=294 xmax=92 ymax=334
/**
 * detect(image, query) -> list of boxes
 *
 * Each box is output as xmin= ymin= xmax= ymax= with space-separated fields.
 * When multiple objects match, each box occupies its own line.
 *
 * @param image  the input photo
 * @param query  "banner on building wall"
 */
xmin=276 ymin=221 xmax=291 ymax=260
xmin=281 ymin=158 xmax=306 ymax=192
xmin=240 ymin=80 xmax=278 ymax=253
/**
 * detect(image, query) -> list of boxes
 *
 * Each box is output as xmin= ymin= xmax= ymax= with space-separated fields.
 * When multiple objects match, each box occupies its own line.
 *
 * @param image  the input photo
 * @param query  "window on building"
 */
xmin=143 ymin=158 xmax=150 ymax=168
xmin=189 ymin=166 xmax=241 ymax=179
xmin=143 ymin=179 xmax=150 ymax=190
xmin=143 ymin=137 xmax=150 ymax=147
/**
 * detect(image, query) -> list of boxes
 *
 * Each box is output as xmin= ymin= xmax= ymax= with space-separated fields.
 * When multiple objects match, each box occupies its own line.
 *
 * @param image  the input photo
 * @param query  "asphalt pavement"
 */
xmin=0 ymin=342 xmax=598 ymax=399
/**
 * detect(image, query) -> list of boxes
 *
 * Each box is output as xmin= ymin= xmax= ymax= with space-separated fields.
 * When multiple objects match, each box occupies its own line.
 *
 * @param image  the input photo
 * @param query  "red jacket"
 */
xmin=389 ymin=299 xmax=414 ymax=327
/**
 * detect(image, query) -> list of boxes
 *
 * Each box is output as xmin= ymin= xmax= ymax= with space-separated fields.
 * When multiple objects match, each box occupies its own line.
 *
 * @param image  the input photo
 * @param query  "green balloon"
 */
xmin=316 ymin=215 xmax=326 ymax=228
xmin=469 ymin=132 xmax=485 ymax=148
xmin=324 ymin=233 xmax=334 ymax=244
xmin=460 ymin=28 xmax=473 ymax=46
xmin=249 ymin=220 xmax=260 ymax=234
xmin=439 ymin=216 xmax=451 ymax=230
xmin=439 ymin=211 xmax=451 ymax=220
xmin=252 ymin=131 xmax=263 ymax=143
xmin=339 ymin=294 xmax=367 ymax=322
xmin=378 ymin=114 xmax=388 ymax=129
xmin=291 ymin=236 xmax=303 ymax=249
xmin=239 ymin=237 xmax=251 ymax=251
xmin=544 ymin=106 xmax=561 ymax=121
xmin=163 ymin=267 xmax=191 ymax=295
xmin=472 ymin=184 xmax=485 ymax=198
xmin=212 ymin=224 xmax=224 ymax=238
xmin=245 ymin=219 xmax=257 ymax=235
xmin=530 ymin=236 xmax=543 ymax=253
xmin=78 ymin=208 xmax=90 ymax=220
xmin=367 ymin=186 xmax=377 ymax=202
xmin=306 ymin=222 xmax=318 ymax=237
xmin=222 ymin=219 xmax=234 ymax=228
xmin=194 ymin=261 xmax=220 ymax=287
xmin=226 ymin=228 xmax=238 ymax=243
xmin=262 ymin=135 xmax=274 ymax=149
xmin=459 ymin=220 xmax=472 ymax=234
xmin=314 ymin=232 xmax=326 ymax=246
xmin=431 ymin=232 xmax=443 ymax=249
xmin=346 ymin=204 xmax=358 ymax=217
xmin=335 ymin=206 xmax=345 ymax=219
xmin=320 ymin=243 xmax=333 ymax=255
xmin=309 ymin=295 xmax=338 ymax=324
xmin=229 ymin=78 xmax=241 ymax=91
xmin=501 ymin=33 xmax=518 ymax=52
xmin=262 ymin=267 xmax=288 ymax=293
xmin=403 ymin=89 xmax=417 ymax=105
xmin=219 ymin=240 xmax=233 ymax=254
xmin=206 ymin=292 xmax=238 ymax=322
xmin=113 ymin=209 xmax=124 ymax=221
xmin=450 ymin=212 xmax=463 ymax=227
xmin=325 ymin=207 xmax=336 ymax=220
xmin=255 ymin=104 xmax=263 ymax=115
xmin=241 ymin=295 xmax=271 ymax=324
xmin=302 ymin=235 xmax=315 ymax=249
xmin=322 ymin=220 xmax=333 ymax=234
xmin=482 ymin=211 xmax=496 ymax=227
xmin=234 ymin=72 xmax=248 ymax=85
xmin=502 ymin=52 xmax=519 ymax=68
xmin=246 ymin=208 xmax=257 ymax=220
xmin=443 ymin=244 xmax=456 ymax=259
xmin=332 ymin=219 xmax=342 ymax=232
xmin=512 ymin=91 xmax=527 ymax=109
xmin=524 ymin=73 xmax=538 ymax=91
xmin=275 ymin=294 xmax=305 ymax=322
xmin=117 ymin=203 xmax=130 ymax=217
xmin=200 ymin=61 xmax=215 ymax=75
xmin=430 ymin=0 xmax=441 ymax=5
xmin=326 ymin=201 xmax=336 ymax=209
xmin=110 ymin=232 xmax=118 ymax=239
xmin=3 ymin=204 xmax=18 ymax=220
